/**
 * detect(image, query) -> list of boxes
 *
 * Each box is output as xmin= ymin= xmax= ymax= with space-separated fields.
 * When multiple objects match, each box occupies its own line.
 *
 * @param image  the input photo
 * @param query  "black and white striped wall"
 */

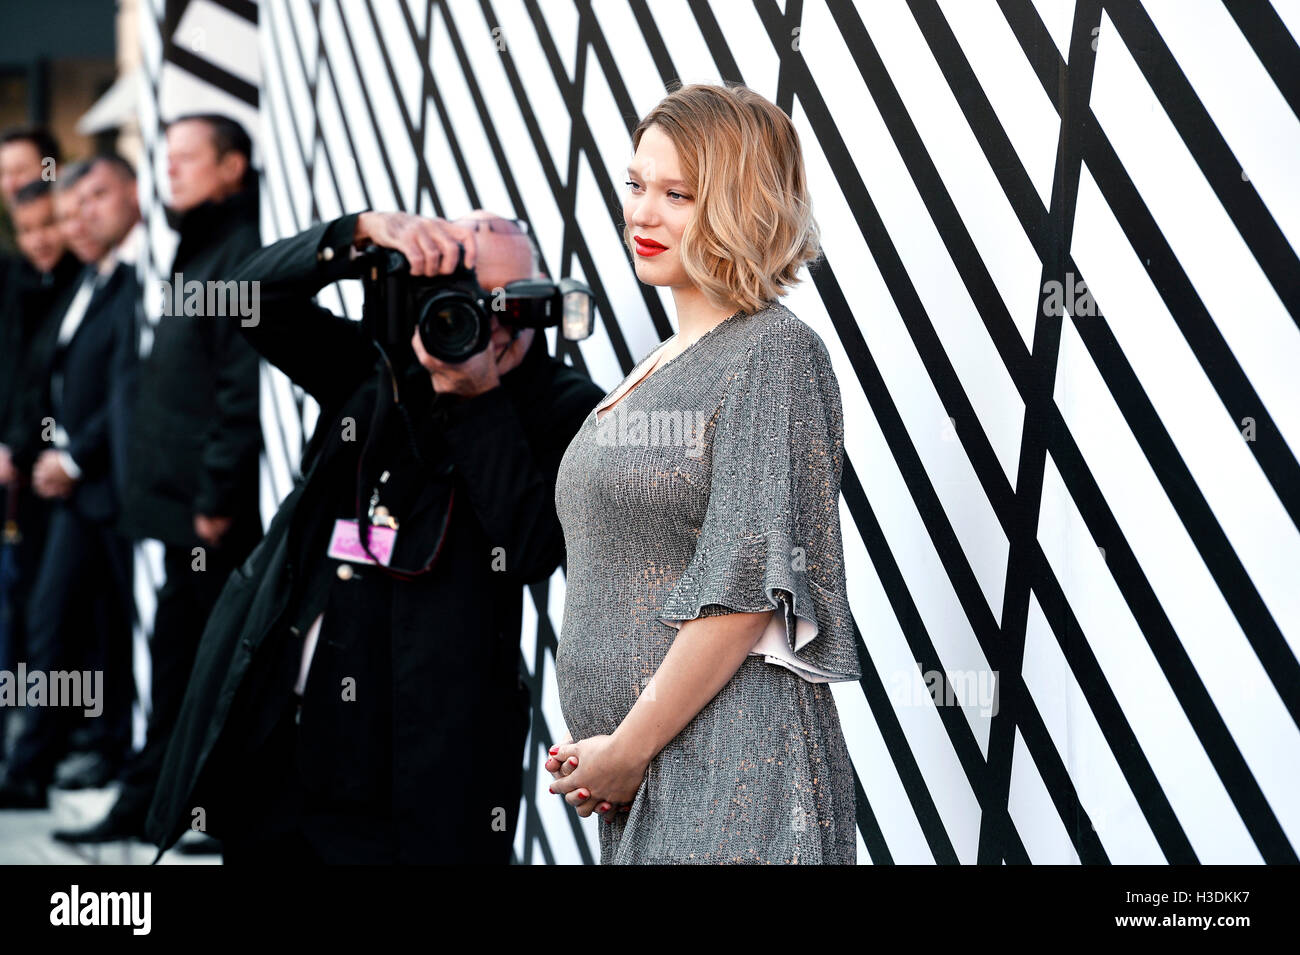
xmin=138 ymin=0 xmax=1300 ymax=864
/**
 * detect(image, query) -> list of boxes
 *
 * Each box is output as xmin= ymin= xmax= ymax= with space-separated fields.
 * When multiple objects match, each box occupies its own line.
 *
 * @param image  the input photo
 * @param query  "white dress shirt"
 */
xmin=49 ymin=222 xmax=146 ymax=481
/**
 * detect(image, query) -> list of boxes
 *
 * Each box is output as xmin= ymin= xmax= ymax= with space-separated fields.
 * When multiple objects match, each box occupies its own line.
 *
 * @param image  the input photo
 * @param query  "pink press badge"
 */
xmin=327 ymin=519 xmax=397 ymax=566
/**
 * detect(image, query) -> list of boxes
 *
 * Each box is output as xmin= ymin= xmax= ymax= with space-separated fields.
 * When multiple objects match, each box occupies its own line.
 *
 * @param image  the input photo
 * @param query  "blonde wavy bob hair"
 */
xmin=623 ymin=82 xmax=820 ymax=314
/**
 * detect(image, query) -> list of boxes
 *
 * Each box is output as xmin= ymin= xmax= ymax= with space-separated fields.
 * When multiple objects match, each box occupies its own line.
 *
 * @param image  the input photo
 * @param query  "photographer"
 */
xmin=145 ymin=209 xmax=604 ymax=863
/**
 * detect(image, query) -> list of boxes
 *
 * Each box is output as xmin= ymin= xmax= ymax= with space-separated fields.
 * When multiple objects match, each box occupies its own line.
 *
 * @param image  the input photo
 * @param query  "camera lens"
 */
xmin=417 ymin=291 xmax=483 ymax=363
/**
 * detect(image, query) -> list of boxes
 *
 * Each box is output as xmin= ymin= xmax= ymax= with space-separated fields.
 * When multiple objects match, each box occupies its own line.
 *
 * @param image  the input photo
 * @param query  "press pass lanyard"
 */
xmin=352 ymin=344 xmax=455 ymax=581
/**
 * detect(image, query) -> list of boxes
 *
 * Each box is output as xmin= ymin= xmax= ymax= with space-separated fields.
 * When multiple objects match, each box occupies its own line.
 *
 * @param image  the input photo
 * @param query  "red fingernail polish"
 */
xmin=548 ymin=787 xmax=554 ymax=794
xmin=578 ymin=790 xmax=588 ymax=799
xmin=567 ymin=757 xmax=577 ymax=766
xmin=548 ymin=746 xmax=558 ymax=755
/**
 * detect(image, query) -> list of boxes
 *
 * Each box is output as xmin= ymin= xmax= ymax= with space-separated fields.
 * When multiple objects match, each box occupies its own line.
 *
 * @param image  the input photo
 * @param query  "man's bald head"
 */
xmin=454 ymin=210 xmax=539 ymax=291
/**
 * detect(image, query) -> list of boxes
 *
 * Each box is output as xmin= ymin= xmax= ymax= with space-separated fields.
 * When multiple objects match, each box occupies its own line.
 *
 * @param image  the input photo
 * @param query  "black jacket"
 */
xmin=119 ymin=188 xmax=263 ymax=547
xmin=7 ymin=258 xmax=140 ymax=523
xmin=0 ymin=250 xmax=83 ymax=451
xmin=145 ymin=212 xmax=605 ymax=862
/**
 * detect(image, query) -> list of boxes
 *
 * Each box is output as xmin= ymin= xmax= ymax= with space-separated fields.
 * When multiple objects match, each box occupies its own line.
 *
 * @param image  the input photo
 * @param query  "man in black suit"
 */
xmin=146 ymin=209 xmax=605 ymax=862
xmin=0 ymin=178 xmax=81 ymax=763
xmin=53 ymin=114 xmax=264 ymax=844
xmin=0 ymin=155 xmax=142 ymax=808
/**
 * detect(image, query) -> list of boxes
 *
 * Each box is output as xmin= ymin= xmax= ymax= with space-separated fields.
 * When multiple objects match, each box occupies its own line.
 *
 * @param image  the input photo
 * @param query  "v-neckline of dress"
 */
xmin=592 ymin=309 xmax=745 ymax=424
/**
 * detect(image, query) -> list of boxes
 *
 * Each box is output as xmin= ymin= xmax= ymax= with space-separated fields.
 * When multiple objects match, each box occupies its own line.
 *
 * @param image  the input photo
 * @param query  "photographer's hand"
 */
xmin=411 ymin=326 xmax=501 ymax=399
xmin=353 ymin=211 xmax=478 ymax=276
xmin=411 ymin=317 xmax=535 ymax=400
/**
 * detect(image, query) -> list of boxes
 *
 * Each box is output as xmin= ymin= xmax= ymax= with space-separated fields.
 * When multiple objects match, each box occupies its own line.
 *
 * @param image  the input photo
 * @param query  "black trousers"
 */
xmin=220 ymin=690 xmax=395 ymax=865
xmin=111 ymin=534 xmax=255 ymax=822
xmin=7 ymin=503 xmax=132 ymax=783
xmin=219 ymin=633 xmax=401 ymax=868
xmin=0 ymin=484 xmax=50 ymax=760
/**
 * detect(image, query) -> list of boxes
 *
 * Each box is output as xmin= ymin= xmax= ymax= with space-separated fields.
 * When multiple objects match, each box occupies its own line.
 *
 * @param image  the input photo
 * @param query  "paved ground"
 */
xmin=0 ymin=786 xmax=218 ymax=864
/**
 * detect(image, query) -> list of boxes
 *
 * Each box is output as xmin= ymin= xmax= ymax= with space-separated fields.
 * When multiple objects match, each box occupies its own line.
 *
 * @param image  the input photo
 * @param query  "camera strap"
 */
xmin=352 ymin=344 xmax=455 ymax=581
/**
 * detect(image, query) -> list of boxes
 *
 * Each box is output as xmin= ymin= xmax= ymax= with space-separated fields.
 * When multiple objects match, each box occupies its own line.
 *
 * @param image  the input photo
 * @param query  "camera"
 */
xmin=356 ymin=241 xmax=595 ymax=363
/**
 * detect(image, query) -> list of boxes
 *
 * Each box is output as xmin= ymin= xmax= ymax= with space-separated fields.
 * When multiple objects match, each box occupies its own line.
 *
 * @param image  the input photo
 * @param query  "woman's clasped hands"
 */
xmin=543 ymin=733 xmax=648 ymax=823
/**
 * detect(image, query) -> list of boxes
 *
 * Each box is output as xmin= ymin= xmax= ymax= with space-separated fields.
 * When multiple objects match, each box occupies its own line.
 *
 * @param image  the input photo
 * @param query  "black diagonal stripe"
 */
xmin=141 ymin=24 xmax=170 ymax=292
xmin=413 ymin=0 xmax=438 ymax=215
xmin=270 ymin=0 xmax=369 ymax=222
xmin=166 ymin=46 xmax=258 ymax=106
xmin=1221 ymin=1 xmax=1300 ymax=145
xmin=421 ymin=5 xmax=485 ymax=212
xmin=458 ymin=0 xmax=670 ymax=364
xmin=570 ymin=2 xmax=673 ymax=372
xmin=753 ymin=0 xmax=1023 ymax=536
xmin=1104 ymin=0 xmax=1300 ymax=325
xmin=627 ymin=0 xmax=679 ymax=87
xmin=445 ymin=0 xmax=648 ymax=372
xmin=822 ymin=0 xmax=1034 ymax=406
xmin=263 ymin=7 xmax=316 ymax=229
xmin=577 ymin=0 xmax=641 ymax=135
xmin=839 ymin=460 xmax=960 ymax=864
xmin=807 ymin=250 xmax=1030 ymax=861
xmin=237 ymin=72 xmax=296 ymax=492
xmin=522 ymin=578 xmax=597 ymax=864
xmin=834 ymin=296 xmax=1030 ymax=862
xmin=248 ymin=111 xmax=317 ymax=467
xmin=901 ymin=0 xmax=1054 ymax=267
xmin=1001 ymin=0 xmax=1299 ymax=862
xmin=756 ymin=0 xmax=1059 ymax=860
xmin=264 ymin=2 xmax=363 ymax=474
xmin=439 ymin=0 xmax=626 ymax=368
xmin=1006 ymin=0 xmax=1300 ymax=742
xmin=862 ymin=0 xmax=1183 ymax=862
xmin=1039 ymin=414 xmax=1297 ymax=862
xmin=204 ymin=0 xmax=257 ymax=23
xmin=1002 ymin=0 xmax=1300 ymax=535
xmin=256 ymin=9 xmax=298 ymax=235
xmin=686 ymin=0 xmax=744 ymax=84
xmin=851 ymin=770 xmax=889 ymax=864
xmin=323 ymin=0 xmax=409 ymax=210
xmin=557 ymin=12 xmax=591 ymax=321
xmin=304 ymin=8 xmax=365 ymax=241
xmin=774 ymin=0 xmax=803 ymax=115
xmin=1073 ymin=316 xmax=1300 ymax=725
xmin=981 ymin=0 xmax=1105 ymax=866
xmin=518 ymin=0 xmax=672 ymax=344
xmin=809 ymin=0 xmax=1057 ymax=535
xmin=356 ymin=0 xmax=437 ymax=208
xmin=273 ymin=0 xmax=326 ymax=224
xmin=574 ymin=0 xmax=685 ymax=336
xmin=1025 ymin=430 xmax=1225 ymax=863
xmin=314 ymin=40 xmax=377 ymax=214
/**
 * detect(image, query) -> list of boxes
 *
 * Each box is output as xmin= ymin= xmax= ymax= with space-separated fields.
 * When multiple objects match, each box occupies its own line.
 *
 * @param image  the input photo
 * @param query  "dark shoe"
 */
xmin=52 ymin=752 xmax=118 ymax=790
xmin=176 ymin=834 xmax=222 ymax=855
xmin=0 ymin=774 xmax=48 ymax=809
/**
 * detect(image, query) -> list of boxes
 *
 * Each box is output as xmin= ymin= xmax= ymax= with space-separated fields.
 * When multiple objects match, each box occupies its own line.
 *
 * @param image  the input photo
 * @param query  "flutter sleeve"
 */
xmin=656 ymin=317 xmax=862 ymax=683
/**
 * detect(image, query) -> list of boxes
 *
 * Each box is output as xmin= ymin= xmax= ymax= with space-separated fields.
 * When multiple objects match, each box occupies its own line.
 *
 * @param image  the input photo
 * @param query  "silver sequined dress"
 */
xmin=554 ymin=302 xmax=862 ymax=864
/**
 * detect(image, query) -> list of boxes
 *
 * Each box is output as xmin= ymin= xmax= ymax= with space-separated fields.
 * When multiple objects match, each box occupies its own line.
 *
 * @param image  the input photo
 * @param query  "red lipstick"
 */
xmin=634 ymin=235 xmax=668 ymax=257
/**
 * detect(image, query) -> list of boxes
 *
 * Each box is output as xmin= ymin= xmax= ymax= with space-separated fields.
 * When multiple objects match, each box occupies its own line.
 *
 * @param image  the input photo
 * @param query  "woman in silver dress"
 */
xmin=546 ymin=83 xmax=861 ymax=863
